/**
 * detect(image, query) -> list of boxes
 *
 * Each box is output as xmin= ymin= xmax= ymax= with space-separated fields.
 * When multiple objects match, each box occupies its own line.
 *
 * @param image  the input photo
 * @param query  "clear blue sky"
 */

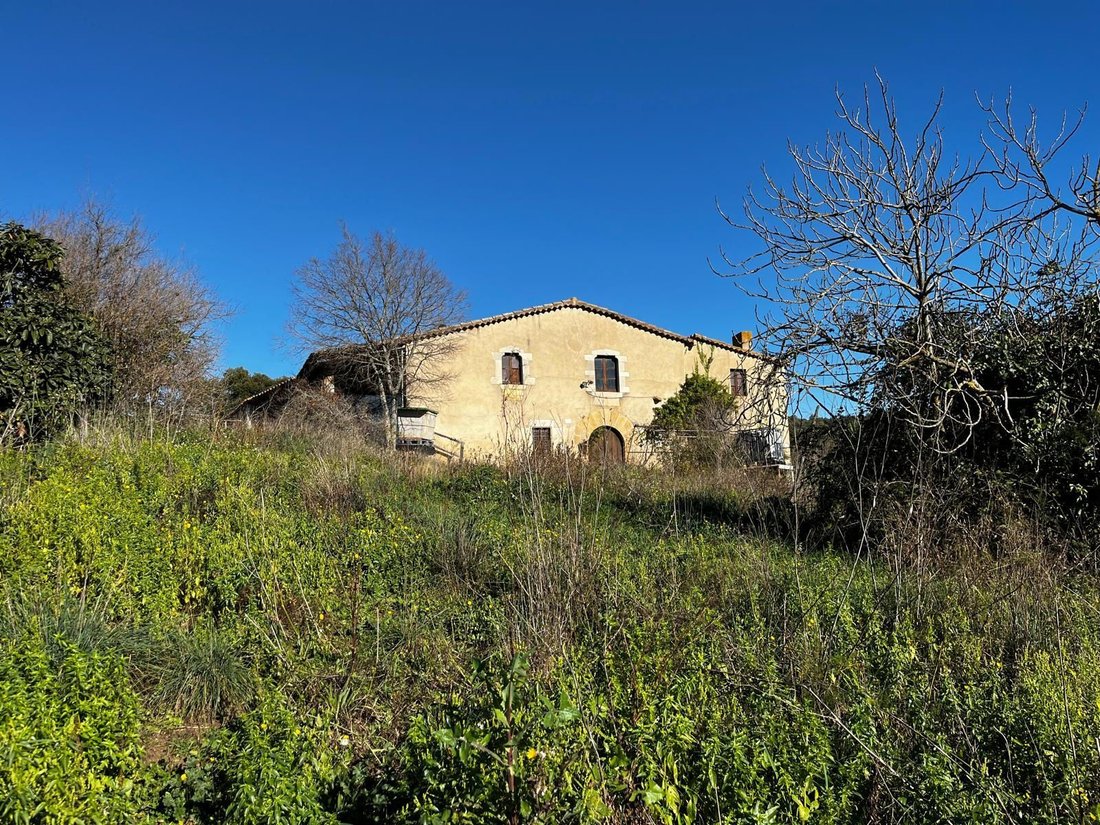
xmin=4 ymin=1 xmax=1098 ymax=377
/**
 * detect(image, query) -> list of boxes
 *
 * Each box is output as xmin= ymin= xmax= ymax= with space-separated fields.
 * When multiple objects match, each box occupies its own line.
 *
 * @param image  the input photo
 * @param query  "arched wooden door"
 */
xmin=586 ymin=426 xmax=625 ymax=465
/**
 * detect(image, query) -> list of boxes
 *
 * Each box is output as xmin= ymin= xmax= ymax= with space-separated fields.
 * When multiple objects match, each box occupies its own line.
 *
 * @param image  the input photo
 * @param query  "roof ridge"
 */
xmin=226 ymin=376 xmax=298 ymax=416
xmin=299 ymin=299 xmax=771 ymax=375
xmin=412 ymin=298 xmax=769 ymax=358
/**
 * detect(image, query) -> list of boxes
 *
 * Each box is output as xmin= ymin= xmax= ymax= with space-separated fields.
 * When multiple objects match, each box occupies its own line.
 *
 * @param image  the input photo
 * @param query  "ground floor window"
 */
xmin=532 ymin=426 xmax=551 ymax=453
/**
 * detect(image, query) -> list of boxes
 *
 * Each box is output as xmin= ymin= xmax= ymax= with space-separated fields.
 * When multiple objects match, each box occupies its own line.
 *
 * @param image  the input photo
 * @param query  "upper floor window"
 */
xmin=594 ymin=355 xmax=619 ymax=392
xmin=502 ymin=352 xmax=524 ymax=385
xmin=730 ymin=368 xmax=747 ymax=398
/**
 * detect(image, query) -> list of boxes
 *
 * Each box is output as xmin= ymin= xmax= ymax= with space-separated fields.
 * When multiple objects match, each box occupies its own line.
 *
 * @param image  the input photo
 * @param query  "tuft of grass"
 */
xmin=154 ymin=626 xmax=254 ymax=722
xmin=0 ymin=593 xmax=157 ymax=671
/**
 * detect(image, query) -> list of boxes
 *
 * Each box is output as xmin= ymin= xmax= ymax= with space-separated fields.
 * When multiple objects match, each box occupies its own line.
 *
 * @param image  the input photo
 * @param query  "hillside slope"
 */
xmin=1 ymin=434 xmax=1098 ymax=822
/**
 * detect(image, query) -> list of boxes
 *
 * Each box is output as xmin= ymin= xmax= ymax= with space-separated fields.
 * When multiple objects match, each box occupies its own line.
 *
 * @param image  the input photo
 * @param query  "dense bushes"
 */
xmin=160 ymin=689 xmax=344 ymax=824
xmin=0 ymin=635 xmax=154 ymax=822
xmin=1 ymin=433 xmax=1099 ymax=821
xmin=795 ymin=292 xmax=1100 ymax=562
xmin=644 ymin=370 xmax=777 ymax=470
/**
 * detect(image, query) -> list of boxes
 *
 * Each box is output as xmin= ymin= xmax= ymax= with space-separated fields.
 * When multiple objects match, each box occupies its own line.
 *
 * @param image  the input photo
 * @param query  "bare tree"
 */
xmin=717 ymin=76 xmax=1094 ymax=451
xmin=983 ymin=95 xmax=1100 ymax=227
xmin=289 ymin=226 xmax=467 ymax=448
xmin=36 ymin=199 xmax=227 ymax=420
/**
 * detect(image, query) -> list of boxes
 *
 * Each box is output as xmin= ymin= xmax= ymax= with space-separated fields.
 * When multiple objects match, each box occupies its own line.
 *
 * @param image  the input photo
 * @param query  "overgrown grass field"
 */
xmin=1 ymin=432 xmax=1099 ymax=823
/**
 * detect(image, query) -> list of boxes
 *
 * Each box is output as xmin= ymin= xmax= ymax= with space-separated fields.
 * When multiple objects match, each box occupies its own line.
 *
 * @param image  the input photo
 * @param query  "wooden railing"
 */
xmin=432 ymin=432 xmax=465 ymax=462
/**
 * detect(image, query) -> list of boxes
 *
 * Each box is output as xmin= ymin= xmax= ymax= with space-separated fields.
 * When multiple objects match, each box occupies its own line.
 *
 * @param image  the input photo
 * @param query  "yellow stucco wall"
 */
xmin=407 ymin=306 xmax=788 ymax=463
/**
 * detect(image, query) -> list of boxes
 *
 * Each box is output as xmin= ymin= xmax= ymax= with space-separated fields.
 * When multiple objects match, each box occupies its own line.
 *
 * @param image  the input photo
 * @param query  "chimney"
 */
xmin=733 ymin=330 xmax=752 ymax=352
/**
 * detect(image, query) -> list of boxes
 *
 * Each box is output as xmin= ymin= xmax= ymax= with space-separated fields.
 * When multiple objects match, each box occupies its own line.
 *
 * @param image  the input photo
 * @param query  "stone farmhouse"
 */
xmin=232 ymin=298 xmax=789 ymax=465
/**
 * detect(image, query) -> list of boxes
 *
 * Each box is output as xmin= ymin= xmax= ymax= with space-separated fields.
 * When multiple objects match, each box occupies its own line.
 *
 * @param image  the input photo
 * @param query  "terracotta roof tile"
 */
xmin=299 ymin=298 xmax=770 ymax=377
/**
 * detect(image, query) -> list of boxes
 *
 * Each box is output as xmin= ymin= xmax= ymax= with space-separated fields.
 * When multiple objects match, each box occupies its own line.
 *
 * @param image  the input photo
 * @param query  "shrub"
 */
xmin=159 ymin=690 xmax=344 ymax=824
xmin=0 ymin=635 xmax=156 ymax=822
xmin=647 ymin=371 xmax=742 ymax=469
xmin=349 ymin=653 xmax=583 ymax=823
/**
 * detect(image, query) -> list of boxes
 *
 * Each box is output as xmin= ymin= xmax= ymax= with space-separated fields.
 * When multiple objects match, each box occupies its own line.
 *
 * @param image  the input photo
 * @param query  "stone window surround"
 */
xmin=490 ymin=347 xmax=535 ymax=387
xmin=584 ymin=350 xmax=629 ymax=398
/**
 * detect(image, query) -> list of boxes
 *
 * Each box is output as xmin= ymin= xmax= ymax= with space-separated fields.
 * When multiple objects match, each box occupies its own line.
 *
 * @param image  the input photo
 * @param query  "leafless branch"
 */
xmin=35 ymin=198 xmax=228 ymax=419
xmin=715 ymin=76 xmax=1097 ymax=450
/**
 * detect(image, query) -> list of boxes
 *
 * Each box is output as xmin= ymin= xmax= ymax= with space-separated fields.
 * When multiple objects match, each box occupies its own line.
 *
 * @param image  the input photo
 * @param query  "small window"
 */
xmin=594 ymin=355 xmax=619 ymax=392
xmin=730 ymin=368 xmax=747 ymax=398
xmin=532 ymin=426 xmax=551 ymax=454
xmin=502 ymin=352 xmax=523 ymax=385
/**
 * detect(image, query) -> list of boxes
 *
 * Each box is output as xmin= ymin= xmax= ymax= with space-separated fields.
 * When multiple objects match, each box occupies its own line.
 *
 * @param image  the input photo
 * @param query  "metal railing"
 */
xmin=633 ymin=425 xmax=788 ymax=467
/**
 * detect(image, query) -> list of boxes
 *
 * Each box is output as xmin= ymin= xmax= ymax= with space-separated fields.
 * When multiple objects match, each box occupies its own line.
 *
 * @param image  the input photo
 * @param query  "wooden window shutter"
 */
xmin=502 ymin=353 xmax=523 ymax=385
xmin=532 ymin=426 xmax=551 ymax=453
xmin=730 ymin=368 xmax=747 ymax=398
xmin=595 ymin=355 xmax=619 ymax=392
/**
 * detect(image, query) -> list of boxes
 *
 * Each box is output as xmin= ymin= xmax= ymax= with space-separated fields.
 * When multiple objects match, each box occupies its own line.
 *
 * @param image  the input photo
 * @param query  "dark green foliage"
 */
xmin=0 ymin=222 xmax=111 ymax=439
xmin=359 ymin=653 xmax=583 ymax=823
xmin=649 ymin=371 xmax=735 ymax=433
xmin=160 ymin=689 xmax=342 ymax=824
xmin=804 ymin=292 xmax=1100 ymax=556
xmin=647 ymin=371 xmax=744 ymax=467
xmin=967 ymin=294 xmax=1100 ymax=520
xmin=220 ymin=366 xmax=286 ymax=409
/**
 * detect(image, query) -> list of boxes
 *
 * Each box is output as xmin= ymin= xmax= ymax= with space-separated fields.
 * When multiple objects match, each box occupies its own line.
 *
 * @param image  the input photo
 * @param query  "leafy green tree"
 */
xmin=953 ymin=293 xmax=1100 ymax=525
xmin=0 ymin=222 xmax=111 ymax=441
xmin=650 ymin=372 xmax=735 ymax=433
xmin=219 ymin=367 xmax=286 ymax=410
xmin=647 ymin=372 xmax=741 ymax=467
